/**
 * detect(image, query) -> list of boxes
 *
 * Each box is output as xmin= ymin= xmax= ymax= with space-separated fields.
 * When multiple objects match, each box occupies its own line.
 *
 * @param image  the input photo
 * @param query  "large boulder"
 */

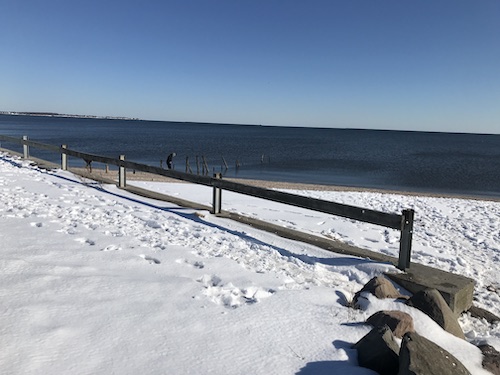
xmin=406 ymin=288 xmax=465 ymax=339
xmin=399 ymin=331 xmax=471 ymax=374
xmin=353 ymin=276 xmax=407 ymax=307
xmin=352 ymin=325 xmax=399 ymax=375
xmin=367 ymin=310 xmax=415 ymax=338
xmin=478 ymin=344 xmax=500 ymax=375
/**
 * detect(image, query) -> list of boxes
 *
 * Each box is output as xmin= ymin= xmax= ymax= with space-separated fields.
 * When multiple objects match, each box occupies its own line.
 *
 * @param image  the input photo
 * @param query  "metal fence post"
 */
xmin=119 ymin=155 xmax=126 ymax=188
xmin=212 ymin=173 xmax=222 ymax=214
xmin=23 ymin=136 xmax=29 ymax=159
xmin=398 ymin=209 xmax=415 ymax=270
xmin=61 ymin=145 xmax=68 ymax=170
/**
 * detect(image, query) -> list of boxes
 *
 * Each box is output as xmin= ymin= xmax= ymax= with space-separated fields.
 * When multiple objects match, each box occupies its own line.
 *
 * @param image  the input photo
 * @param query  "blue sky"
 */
xmin=1 ymin=1 xmax=499 ymax=133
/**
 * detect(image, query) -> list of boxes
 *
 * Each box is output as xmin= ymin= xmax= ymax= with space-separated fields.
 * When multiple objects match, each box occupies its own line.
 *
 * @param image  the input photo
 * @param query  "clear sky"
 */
xmin=1 ymin=1 xmax=499 ymax=133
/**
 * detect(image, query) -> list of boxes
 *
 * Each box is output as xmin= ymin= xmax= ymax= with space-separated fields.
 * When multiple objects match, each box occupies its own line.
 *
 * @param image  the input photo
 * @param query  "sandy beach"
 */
xmin=69 ymin=166 xmax=500 ymax=202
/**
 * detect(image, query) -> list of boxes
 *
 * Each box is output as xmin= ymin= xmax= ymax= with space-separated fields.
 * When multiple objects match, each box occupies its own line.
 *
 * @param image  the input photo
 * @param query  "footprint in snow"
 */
xmin=198 ymin=274 xmax=222 ymax=287
xmin=382 ymin=229 xmax=398 ymax=244
xmin=197 ymin=274 xmax=275 ymax=309
xmin=75 ymin=238 xmax=96 ymax=246
xmin=101 ymin=245 xmax=121 ymax=252
xmin=145 ymin=220 xmax=162 ymax=229
xmin=140 ymin=254 xmax=161 ymax=264
xmin=176 ymin=259 xmax=205 ymax=269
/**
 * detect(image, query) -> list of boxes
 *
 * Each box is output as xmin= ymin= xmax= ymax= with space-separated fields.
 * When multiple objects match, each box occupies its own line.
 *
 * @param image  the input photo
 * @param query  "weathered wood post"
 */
xmin=23 ymin=136 xmax=29 ymax=159
xmin=398 ymin=209 xmax=415 ymax=270
xmin=202 ymin=156 xmax=209 ymax=175
xmin=212 ymin=173 xmax=222 ymax=215
xmin=61 ymin=145 xmax=68 ymax=170
xmin=119 ymin=155 xmax=126 ymax=188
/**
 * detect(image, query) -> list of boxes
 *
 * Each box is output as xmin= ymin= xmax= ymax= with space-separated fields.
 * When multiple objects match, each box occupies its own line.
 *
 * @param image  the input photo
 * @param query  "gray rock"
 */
xmin=406 ymin=288 xmax=465 ymax=339
xmin=469 ymin=305 xmax=500 ymax=323
xmin=353 ymin=276 xmax=407 ymax=307
xmin=367 ymin=310 xmax=415 ymax=338
xmin=478 ymin=344 xmax=500 ymax=375
xmin=398 ymin=331 xmax=471 ymax=375
xmin=352 ymin=325 xmax=400 ymax=375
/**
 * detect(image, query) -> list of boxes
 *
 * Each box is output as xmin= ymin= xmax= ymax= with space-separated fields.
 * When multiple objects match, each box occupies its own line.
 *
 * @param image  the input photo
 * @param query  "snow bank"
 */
xmin=1 ymin=152 xmax=498 ymax=374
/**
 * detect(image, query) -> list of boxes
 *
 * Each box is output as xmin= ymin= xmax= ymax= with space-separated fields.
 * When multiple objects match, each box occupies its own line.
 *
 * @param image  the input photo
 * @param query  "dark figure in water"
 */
xmin=166 ymin=152 xmax=176 ymax=169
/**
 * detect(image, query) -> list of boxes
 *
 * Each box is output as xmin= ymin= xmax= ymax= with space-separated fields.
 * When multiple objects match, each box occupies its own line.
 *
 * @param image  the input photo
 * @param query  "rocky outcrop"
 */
xmin=350 ymin=278 xmax=500 ymax=374
xmin=350 ymin=278 xmax=483 ymax=374
xmin=366 ymin=310 xmax=415 ymax=338
xmin=398 ymin=331 xmax=471 ymax=374
xmin=406 ymin=288 xmax=465 ymax=339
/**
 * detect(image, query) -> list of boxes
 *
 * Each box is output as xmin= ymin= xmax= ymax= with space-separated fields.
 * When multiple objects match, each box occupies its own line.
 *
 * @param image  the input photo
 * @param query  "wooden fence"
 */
xmin=0 ymin=134 xmax=415 ymax=270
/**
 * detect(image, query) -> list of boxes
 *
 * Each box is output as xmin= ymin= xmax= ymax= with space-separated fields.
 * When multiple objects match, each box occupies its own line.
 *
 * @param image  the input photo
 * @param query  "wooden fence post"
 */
xmin=212 ymin=173 xmax=222 ymax=214
xmin=186 ymin=156 xmax=193 ymax=173
xmin=23 ymin=136 xmax=29 ymax=159
xmin=119 ymin=155 xmax=126 ymax=188
xmin=203 ymin=156 xmax=209 ymax=175
xmin=222 ymin=156 xmax=228 ymax=171
xmin=398 ymin=209 xmax=415 ymax=270
xmin=61 ymin=145 xmax=68 ymax=170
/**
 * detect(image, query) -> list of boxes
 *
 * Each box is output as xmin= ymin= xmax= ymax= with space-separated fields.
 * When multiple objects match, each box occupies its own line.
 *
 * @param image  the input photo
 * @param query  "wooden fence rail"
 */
xmin=0 ymin=134 xmax=414 ymax=270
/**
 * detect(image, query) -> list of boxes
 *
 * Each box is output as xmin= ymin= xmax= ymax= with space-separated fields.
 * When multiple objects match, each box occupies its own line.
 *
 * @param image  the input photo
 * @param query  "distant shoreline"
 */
xmin=0 ymin=111 xmax=139 ymax=121
xmin=2 ymin=111 xmax=499 ymax=136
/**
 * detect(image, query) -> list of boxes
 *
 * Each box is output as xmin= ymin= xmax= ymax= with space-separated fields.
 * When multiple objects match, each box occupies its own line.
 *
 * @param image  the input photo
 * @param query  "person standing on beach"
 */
xmin=166 ymin=152 xmax=176 ymax=169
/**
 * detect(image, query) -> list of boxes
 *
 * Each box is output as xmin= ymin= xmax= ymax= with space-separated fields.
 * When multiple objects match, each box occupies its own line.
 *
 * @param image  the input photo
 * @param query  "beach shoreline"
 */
xmin=1 ymin=148 xmax=498 ymax=202
xmin=68 ymin=166 xmax=500 ymax=202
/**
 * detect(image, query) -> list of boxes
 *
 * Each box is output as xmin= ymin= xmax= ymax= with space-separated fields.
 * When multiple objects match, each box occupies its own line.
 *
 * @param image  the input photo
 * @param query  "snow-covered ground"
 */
xmin=1 ymin=152 xmax=499 ymax=374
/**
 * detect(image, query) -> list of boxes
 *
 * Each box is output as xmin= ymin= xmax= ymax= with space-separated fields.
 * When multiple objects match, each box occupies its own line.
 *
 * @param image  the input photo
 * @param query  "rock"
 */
xmin=486 ymin=284 xmax=499 ymax=293
xmin=367 ymin=310 xmax=415 ymax=338
xmin=399 ymin=331 xmax=471 ymax=374
xmin=353 ymin=276 xmax=407 ymax=307
xmin=478 ymin=344 xmax=500 ymax=375
xmin=352 ymin=325 xmax=399 ymax=375
xmin=468 ymin=305 xmax=500 ymax=323
xmin=406 ymin=288 xmax=465 ymax=339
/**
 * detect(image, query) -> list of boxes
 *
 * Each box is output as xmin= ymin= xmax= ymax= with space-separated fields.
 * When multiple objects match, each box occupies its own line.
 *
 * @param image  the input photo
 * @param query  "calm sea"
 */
xmin=1 ymin=114 xmax=499 ymax=198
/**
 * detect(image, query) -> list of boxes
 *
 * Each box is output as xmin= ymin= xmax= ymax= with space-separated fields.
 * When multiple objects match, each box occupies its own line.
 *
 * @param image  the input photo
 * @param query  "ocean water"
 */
xmin=1 ymin=114 xmax=499 ymax=198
